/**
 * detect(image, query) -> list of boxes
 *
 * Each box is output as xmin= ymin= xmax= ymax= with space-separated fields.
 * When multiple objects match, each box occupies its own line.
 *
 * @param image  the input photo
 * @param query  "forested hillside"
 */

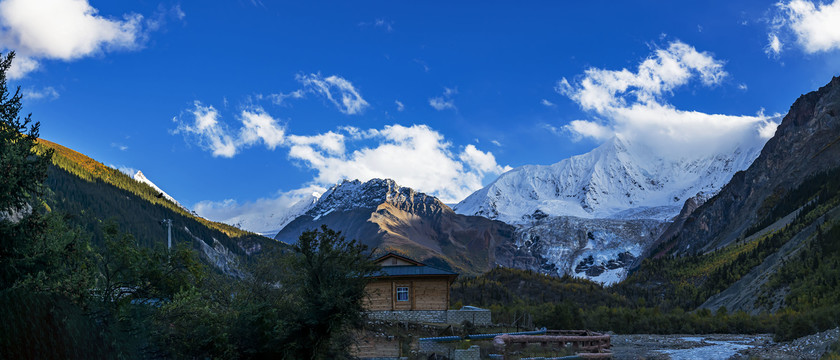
xmin=36 ymin=139 xmax=277 ymax=258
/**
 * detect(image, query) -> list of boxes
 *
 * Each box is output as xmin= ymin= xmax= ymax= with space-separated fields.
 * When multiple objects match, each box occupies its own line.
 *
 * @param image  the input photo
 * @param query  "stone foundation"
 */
xmin=447 ymin=309 xmax=491 ymax=325
xmin=366 ymin=310 xmax=447 ymax=323
xmin=366 ymin=308 xmax=491 ymax=325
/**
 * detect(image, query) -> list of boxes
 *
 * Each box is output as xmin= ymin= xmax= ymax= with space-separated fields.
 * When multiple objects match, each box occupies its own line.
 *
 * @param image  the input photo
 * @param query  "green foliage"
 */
xmin=759 ymin=220 xmax=840 ymax=341
xmin=451 ymin=267 xmax=776 ymax=335
xmin=279 ymin=225 xmax=380 ymax=359
xmin=747 ymin=166 xmax=840 ymax=239
xmin=0 ymin=51 xmax=55 ymax=289
xmin=37 ymin=140 xmax=276 ymax=259
xmin=620 ymin=166 xmax=840 ymax=313
xmin=824 ymin=339 xmax=840 ymax=360
xmin=0 ymin=52 xmax=53 ymax=215
xmin=132 ymin=225 xmax=379 ymax=359
xmin=35 ymin=138 xmax=250 ymax=239
xmin=0 ymin=289 xmax=119 ymax=359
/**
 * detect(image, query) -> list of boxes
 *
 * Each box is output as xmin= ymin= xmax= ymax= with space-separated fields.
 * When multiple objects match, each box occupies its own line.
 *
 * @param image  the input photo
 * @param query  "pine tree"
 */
xmin=0 ymin=51 xmax=54 ymax=288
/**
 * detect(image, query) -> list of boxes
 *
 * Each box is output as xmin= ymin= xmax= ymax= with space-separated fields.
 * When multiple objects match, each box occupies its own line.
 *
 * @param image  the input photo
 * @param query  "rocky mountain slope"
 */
xmin=661 ymin=76 xmax=840 ymax=256
xmin=275 ymin=179 xmax=516 ymax=274
xmin=614 ymin=77 xmax=840 ymax=339
xmin=497 ymin=216 xmax=668 ymax=285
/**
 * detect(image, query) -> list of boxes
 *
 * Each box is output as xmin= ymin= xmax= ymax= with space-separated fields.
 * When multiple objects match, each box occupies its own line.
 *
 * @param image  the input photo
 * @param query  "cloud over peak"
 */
xmin=556 ymin=40 xmax=778 ymax=159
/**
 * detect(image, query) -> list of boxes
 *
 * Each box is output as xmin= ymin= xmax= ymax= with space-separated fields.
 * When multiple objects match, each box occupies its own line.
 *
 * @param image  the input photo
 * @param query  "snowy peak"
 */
xmin=455 ymin=135 xmax=765 ymax=224
xmin=132 ymin=170 xmax=186 ymax=210
xmin=307 ymin=178 xmax=452 ymax=221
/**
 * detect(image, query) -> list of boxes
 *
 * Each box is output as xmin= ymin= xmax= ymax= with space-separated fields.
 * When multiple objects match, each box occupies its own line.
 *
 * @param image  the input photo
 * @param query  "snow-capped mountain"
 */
xmin=306 ymin=178 xmax=449 ymax=221
xmin=275 ymin=178 xmax=516 ymax=274
xmin=133 ymin=171 xmax=187 ymax=211
xmin=452 ymin=132 xmax=774 ymax=285
xmin=454 ymin=134 xmax=765 ymax=224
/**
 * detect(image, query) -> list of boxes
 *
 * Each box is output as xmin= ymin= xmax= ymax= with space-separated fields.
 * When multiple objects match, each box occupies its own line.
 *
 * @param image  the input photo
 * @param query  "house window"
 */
xmin=396 ymin=286 xmax=409 ymax=302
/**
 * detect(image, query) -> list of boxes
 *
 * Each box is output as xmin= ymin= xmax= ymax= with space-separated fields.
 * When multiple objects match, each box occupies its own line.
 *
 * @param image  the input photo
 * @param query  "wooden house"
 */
xmin=364 ymin=253 xmax=458 ymax=311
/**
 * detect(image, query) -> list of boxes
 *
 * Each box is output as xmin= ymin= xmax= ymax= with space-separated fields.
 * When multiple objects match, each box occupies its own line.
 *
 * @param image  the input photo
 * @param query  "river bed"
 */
xmin=610 ymin=331 xmax=837 ymax=360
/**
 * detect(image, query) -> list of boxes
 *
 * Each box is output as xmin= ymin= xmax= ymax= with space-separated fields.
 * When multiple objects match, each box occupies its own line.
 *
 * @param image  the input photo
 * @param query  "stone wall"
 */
xmin=366 ymin=310 xmax=447 ymax=323
xmin=366 ymin=308 xmax=492 ymax=325
xmin=446 ymin=309 xmax=491 ymax=325
xmin=367 ymin=309 xmax=493 ymax=325
xmin=452 ymin=345 xmax=480 ymax=360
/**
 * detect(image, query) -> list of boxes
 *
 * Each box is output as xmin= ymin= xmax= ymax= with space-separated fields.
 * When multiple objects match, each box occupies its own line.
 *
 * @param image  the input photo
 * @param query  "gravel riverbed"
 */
xmin=611 ymin=327 xmax=839 ymax=360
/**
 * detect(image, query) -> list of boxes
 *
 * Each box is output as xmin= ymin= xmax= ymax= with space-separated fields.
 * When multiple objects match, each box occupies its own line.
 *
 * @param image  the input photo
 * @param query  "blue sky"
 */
xmin=3 ymin=0 xmax=840 ymax=233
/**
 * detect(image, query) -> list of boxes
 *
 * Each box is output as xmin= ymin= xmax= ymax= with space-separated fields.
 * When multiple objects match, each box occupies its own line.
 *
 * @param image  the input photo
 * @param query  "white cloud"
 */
xmin=429 ymin=97 xmax=455 ymax=111
xmin=172 ymin=102 xmax=238 ymax=157
xmin=542 ymin=123 xmax=563 ymax=136
xmin=557 ymin=41 xmax=727 ymax=113
xmin=459 ymin=144 xmax=510 ymax=175
xmin=395 ymin=100 xmax=405 ymax=111
xmin=429 ymin=87 xmax=458 ymax=111
xmin=738 ymin=83 xmax=749 ymax=91
xmin=769 ymin=0 xmax=840 ymax=55
xmin=147 ymin=4 xmax=187 ymax=31
xmin=541 ymin=99 xmax=556 ymax=107
xmin=286 ymin=124 xmax=509 ymax=203
xmin=766 ymin=33 xmax=783 ymax=56
xmin=564 ymin=120 xmax=613 ymax=142
xmin=22 ymin=86 xmax=59 ymax=101
xmin=239 ymin=109 xmax=286 ymax=149
xmin=173 ymin=103 xmax=508 ymax=203
xmin=359 ymin=18 xmax=394 ymax=32
xmin=110 ymin=142 xmax=128 ymax=151
xmin=557 ymin=40 xmax=779 ymax=158
xmin=194 ymin=185 xmax=323 ymax=235
xmin=296 ymin=73 xmax=369 ymax=115
xmin=173 ymin=102 xmax=292 ymax=157
xmin=0 ymin=0 xmax=146 ymax=78
xmin=108 ymin=164 xmax=138 ymax=177
xmin=491 ymin=140 xmax=502 ymax=147
xmin=173 ymin=4 xmax=185 ymax=21
xmin=268 ymin=89 xmax=304 ymax=106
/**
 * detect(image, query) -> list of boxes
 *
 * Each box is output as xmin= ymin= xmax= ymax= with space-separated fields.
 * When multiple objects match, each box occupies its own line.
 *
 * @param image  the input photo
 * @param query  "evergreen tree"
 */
xmin=281 ymin=225 xmax=379 ymax=359
xmin=0 ymin=51 xmax=55 ymax=288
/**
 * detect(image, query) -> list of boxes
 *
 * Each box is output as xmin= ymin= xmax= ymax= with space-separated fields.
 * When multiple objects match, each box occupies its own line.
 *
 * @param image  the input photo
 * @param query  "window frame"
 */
xmin=396 ymin=286 xmax=409 ymax=302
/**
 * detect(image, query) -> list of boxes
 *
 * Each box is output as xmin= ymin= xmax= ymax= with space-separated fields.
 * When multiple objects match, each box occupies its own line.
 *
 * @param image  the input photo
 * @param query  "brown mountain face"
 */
xmin=274 ymin=179 xmax=516 ymax=275
xmin=661 ymin=76 xmax=840 ymax=256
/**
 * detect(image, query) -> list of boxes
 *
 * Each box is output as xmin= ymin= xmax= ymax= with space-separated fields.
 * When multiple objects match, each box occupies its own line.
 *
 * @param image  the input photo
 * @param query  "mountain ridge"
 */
xmin=661 ymin=76 xmax=840 ymax=256
xmin=275 ymin=178 xmax=515 ymax=274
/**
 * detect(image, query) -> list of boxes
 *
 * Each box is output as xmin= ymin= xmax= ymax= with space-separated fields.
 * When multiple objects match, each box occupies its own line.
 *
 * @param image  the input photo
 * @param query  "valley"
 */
xmin=3 ymin=1 xmax=840 ymax=357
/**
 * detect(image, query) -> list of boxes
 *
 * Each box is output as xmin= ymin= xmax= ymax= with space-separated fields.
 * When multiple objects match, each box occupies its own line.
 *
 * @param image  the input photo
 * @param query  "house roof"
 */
xmin=368 ymin=252 xmax=458 ymax=279
xmin=373 ymin=252 xmax=425 ymax=266
xmin=373 ymin=265 xmax=457 ymax=277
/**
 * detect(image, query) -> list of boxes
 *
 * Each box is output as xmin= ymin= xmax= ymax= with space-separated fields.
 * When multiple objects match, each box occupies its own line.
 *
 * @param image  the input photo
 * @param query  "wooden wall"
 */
xmin=364 ymin=277 xmax=450 ymax=311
